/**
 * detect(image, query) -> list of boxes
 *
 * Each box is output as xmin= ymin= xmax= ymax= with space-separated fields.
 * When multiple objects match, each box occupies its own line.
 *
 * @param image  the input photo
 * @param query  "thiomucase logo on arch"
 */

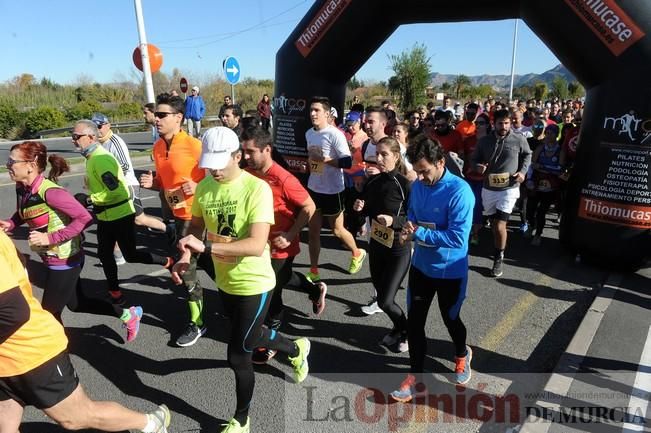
xmin=295 ymin=0 xmax=352 ymax=58
xmin=564 ymin=0 xmax=645 ymax=56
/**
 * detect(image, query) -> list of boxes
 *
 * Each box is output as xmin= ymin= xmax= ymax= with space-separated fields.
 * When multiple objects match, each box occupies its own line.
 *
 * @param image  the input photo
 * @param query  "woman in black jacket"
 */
xmin=353 ymin=136 xmax=411 ymax=352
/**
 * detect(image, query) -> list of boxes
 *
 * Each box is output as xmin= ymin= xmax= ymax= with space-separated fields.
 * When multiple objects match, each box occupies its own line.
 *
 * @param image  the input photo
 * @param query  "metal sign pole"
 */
xmin=231 ymin=85 xmax=235 ymax=105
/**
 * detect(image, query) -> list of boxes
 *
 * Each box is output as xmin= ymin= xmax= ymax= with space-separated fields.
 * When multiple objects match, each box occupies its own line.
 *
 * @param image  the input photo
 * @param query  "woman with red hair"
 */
xmin=0 ymin=141 xmax=143 ymax=342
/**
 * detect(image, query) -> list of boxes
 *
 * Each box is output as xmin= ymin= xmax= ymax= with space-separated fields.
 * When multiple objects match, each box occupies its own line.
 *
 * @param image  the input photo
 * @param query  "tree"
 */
xmin=534 ymin=82 xmax=548 ymax=101
xmin=551 ymin=76 xmax=569 ymax=100
xmin=387 ymin=43 xmax=431 ymax=110
xmin=452 ymin=75 xmax=471 ymax=99
xmin=440 ymin=82 xmax=452 ymax=93
xmin=567 ymin=81 xmax=584 ymax=99
xmin=347 ymin=75 xmax=362 ymax=90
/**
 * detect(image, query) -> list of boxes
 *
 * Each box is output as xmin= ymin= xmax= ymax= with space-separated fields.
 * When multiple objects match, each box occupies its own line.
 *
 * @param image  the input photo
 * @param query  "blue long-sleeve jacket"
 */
xmin=408 ymin=168 xmax=474 ymax=279
xmin=185 ymin=95 xmax=206 ymax=121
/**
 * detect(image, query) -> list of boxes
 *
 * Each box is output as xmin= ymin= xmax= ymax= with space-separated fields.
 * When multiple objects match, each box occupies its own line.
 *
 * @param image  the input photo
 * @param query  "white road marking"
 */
xmin=622 ymin=325 xmax=651 ymax=432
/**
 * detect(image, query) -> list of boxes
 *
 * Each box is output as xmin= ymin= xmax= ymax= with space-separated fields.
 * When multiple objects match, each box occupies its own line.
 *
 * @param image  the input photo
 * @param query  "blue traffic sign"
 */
xmin=223 ymin=56 xmax=241 ymax=85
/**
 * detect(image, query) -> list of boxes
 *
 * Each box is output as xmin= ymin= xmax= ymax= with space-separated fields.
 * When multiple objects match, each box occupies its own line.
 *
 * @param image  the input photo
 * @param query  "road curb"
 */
xmin=519 ymin=273 xmax=622 ymax=433
xmin=0 ymin=154 xmax=154 ymax=184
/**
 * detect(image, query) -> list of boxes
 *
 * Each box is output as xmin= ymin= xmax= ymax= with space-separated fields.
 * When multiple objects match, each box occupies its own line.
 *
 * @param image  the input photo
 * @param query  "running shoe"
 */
xmin=390 ymin=374 xmax=419 ymax=403
xmin=289 ymin=338 xmax=310 ymax=383
xmin=176 ymin=322 xmax=207 ymax=347
xmin=380 ymin=329 xmax=402 ymax=347
xmin=114 ymin=252 xmax=126 ymax=266
xmin=220 ymin=417 xmax=250 ymax=433
xmin=251 ymin=348 xmax=277 ymax=364
xmin=531 ymin=236 xmax=542 ymax=247
xmin=524 ymin=227 xmax=534 ymax=239
xmin=491 ymin=258 xmax=503 ymax=278
xmin=348 ymin=249 xmax=367 ymax=274
xmin=123 ymin=306 xmax=143 ymax=343
xmin=109 ymin=289 xmax=125 ymax=306
xmin=146 ymin=404 xmax=171 ymax=433
xmin=361 ymin=299 xmax=383 ymax=316
xmin=397 ymin=334 xmax=409 ymax=353
xmin=455 ymin=346 xmax=473 ymax=385
xmin=312 ymin=282 xmax=327 ymax=316
xmin=519 ymin=222 xmax=529 ymax=233
xmin=306 ymin=271 xmax=321 ymax=283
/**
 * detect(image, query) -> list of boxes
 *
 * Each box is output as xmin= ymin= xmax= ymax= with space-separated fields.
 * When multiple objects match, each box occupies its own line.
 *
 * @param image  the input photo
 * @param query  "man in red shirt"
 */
xmin=241 ymin=127 xmax=327 ymax=364
xmin=431 ymin=110 xmax=465 ymax=160
xmin=455 ymin=102 xmax=479 ymax=140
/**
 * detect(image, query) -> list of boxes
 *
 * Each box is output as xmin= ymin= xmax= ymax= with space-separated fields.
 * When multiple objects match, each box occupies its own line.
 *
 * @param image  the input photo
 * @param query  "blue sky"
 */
xmin=0 ymin=0 xmax=561 ymax=86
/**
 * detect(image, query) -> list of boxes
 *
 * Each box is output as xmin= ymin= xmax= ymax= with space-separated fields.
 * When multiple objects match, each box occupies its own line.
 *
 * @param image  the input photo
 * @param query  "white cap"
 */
xmin=199 ymin=127 xmax=240 ymax=170
xmin=330 ymin=107 xmax=338 ymax=119
xmin=192 ymin=86 xmax=199 ymax=92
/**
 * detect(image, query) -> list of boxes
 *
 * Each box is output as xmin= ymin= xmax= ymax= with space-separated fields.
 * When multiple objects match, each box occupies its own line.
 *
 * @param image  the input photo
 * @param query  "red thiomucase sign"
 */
xmin=295 ymin=0 xmax=352 ymax=58
xmin=564 ymin=0 xmax=645 ymax=56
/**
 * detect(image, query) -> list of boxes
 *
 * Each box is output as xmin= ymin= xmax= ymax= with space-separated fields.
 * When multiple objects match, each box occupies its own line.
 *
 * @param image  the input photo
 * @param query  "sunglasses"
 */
xmin=6 ymin=157 xmax=32 ymax=167
xmin=154 ymin=111 xmax=179 ymax=119
xmin=71 ymin=133 xmax=91 ymax=141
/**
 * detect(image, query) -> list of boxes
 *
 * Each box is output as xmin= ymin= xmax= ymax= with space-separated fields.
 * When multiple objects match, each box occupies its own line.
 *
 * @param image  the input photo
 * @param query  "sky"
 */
xmin=0 ymin=0 xmax=562 ymax=86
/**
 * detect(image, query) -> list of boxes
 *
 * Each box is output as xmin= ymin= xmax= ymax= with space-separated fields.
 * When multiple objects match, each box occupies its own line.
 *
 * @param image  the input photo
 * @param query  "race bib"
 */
xmin=165 ymin=188 xmax=186 ymax=209
xmin=416 ymin=222 xmax=436 ymax=248
xmin=488 ymin=172 xmax=511 ymax=188
xmin=207 ymin=231 xmax=238 ymax=264
xmin=309 ymin=159 xmax=324 ymax=174
xmin=371 ymin=219 xmax=394 ymax=248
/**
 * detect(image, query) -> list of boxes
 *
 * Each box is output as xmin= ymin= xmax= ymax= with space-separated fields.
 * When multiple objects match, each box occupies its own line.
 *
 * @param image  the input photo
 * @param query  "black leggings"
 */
xmin=267 ymin=257 xmax=321 ymax=330
xmin=220 ymin=290 xmax=299 ymax=423
xmin=369 ymin=240 xmax=410 ymax=333
xmin=41 ymin=265 xmax=120 ymax=323
xmin=407 ymin=266 xmax=467 ymax=373
xmin=97 ymin=214 xmax=168 ymax=290
xmin=526 ymin=190 xmax=558 ymax=236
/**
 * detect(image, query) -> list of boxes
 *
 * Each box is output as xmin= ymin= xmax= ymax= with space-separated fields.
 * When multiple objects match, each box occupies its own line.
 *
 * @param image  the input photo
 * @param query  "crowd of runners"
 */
xmin=0 ymin=91 xmax=582 ymax=432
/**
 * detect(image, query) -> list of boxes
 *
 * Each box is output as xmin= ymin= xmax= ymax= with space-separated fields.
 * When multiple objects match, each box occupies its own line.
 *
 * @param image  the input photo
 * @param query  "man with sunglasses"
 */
xmin=455 ymin=103 xmax=480 ymax=140
xmin=71 ymin=120 xmax=174 ymax=315
xmin=139 ymin=93 xmax=212 ymax=347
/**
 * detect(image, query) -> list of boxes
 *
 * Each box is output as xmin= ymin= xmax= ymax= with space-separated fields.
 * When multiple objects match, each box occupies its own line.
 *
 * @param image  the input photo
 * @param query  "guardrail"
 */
xmin=36 ymin=115 xmax=222 ymax=138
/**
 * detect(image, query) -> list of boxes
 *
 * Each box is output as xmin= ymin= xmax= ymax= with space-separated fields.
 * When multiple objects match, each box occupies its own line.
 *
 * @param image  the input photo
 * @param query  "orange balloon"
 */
xmin=132 ymin=44 xmax=163 ymax=73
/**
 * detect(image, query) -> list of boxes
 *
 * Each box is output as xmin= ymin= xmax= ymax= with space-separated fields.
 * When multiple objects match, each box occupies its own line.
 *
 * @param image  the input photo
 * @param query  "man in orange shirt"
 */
xmin=0 ymin=231 xmax=170 ymax=433
xmin=139 ymin=93 xmax=212 ymax=347
xmin=431 ymin=110 xmax=465 ymax=160
xmin=455 ymin=102 xmax=479 ymax=140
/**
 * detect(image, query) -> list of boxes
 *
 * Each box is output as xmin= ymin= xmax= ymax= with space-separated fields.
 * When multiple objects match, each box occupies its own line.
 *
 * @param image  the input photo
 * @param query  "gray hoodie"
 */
xmin=472 ymin=131 xmax=532 ymax=191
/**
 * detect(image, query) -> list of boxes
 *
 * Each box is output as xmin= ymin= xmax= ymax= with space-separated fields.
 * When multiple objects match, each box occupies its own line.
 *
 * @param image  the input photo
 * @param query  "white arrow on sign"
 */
xmin=226 ymin=65 xmax=239 ymax=75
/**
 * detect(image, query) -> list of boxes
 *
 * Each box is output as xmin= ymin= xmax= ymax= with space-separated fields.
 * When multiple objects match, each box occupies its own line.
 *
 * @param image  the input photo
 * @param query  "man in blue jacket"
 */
xmin=185 ymin=86 xmax=206 ymax=137
xmin=389 ymin=135 xmax=475 ymax=403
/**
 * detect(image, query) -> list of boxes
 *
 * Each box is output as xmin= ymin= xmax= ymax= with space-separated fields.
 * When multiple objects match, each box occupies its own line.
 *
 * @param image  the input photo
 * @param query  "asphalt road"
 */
xmin=1 ymin=165 xmax=609 ymax=433
xmin=0 ymin=132 xmax=153 ymax=163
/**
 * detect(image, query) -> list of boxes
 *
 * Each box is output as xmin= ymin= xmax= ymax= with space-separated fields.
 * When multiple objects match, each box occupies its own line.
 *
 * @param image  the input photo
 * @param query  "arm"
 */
xmin=518 ymin=135 xmax=533 ymax=175
xmin=109 ymin=136 xmax=132 ymax=176
xmin=2 ymin=211 xmax=23 ymax=233
xmin=413 ymin=189 xmax=473 ymax=249
xmin=44 ymin=188 xmax=92 ymax=245
xmin=391 ymin=176 xmax=411 ymax=230
xmin=209 ymin=222 xmax=270 ymax=257
xmin=286 ymin=197 xmax=315 ymax=242
xmin=325 ymin=130 xmax=352 ymax=168
xmin=199 ymin=97 xmax=206 ymax=118
xmin=0 ymin=286 xmax=30 ymax=344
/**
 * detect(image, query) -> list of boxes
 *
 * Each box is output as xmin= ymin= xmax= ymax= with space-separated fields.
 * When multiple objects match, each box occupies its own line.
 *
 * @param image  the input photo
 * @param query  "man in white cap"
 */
xmin=171 ymin=126 xmax=310 ymax=433
xmin=184 ymin=86 xmax=206 ymax=137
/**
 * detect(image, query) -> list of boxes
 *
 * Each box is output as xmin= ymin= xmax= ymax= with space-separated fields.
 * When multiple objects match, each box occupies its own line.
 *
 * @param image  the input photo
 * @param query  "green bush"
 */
xmin=0 ymin=100 xmax=20 ymax=138
xmin=111 ymin=102 xmax=142 ymax=121
xmin=24 ymin=106 xmax=66 ymax=137
xmin=65 ymin=100 xmax=104 ymax=122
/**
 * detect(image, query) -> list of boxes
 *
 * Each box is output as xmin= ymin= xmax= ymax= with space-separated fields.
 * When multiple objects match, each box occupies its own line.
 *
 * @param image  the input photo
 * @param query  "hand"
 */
xmin=512 ymin=172 xmax=526 ymax=183
xmin=28 ymin=231 xmax=50 ymax=247
xmin=376 ymin=214 xmax=393 ymax=227
xmin=308 ymin=147 xmax=324 ymax=161
xmin=170 ymin=252 xmax=191 ymax=285
xmin=353 ymin=199 xmax=365 ymax=212
xmin=177 ymin=234 xmax=204 ymax=254
xmin=0 ymin=220 xmax=11 ymax=232
xmin=475 ymin=163 xmax=487 ymax=175
xmin=271 ymin=232 xmax=292 ymax=250
xmin=181 ymin=177 xmax=197 ymax=196
xmin=366 ymin=165 xmax=380 ymax=176
xmin=399 ymin=221 xmax=417 ymax=244
xmin=140 ymin=170 xmax=153 ymax=188
xmin=74 ymin=193 xmax=91 ymax=207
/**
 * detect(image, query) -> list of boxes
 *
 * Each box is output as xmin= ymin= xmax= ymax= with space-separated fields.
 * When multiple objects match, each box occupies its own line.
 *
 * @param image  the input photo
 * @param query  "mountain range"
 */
xmin=430 ymin=64 xmax=576 ymax=89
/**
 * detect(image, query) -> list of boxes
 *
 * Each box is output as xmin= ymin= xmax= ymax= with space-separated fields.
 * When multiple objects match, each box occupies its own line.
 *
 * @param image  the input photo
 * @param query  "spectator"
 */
xmin=185 ymin=86 xmax=206 ymax=137
xmin=257 ymin=94 xmax=272 ymax=131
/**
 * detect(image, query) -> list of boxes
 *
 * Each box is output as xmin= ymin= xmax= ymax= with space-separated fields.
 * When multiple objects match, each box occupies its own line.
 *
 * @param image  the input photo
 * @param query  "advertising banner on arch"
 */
xmin=578 ymin=110 xmax=651 ymax=229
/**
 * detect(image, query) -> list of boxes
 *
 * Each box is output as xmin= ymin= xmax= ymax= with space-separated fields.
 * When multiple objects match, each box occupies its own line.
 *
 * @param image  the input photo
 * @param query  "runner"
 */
xmin=390 ymin=135 xmax=475 ymax=402
xmin=472 ymin=109 xmax=532 ymax=277
xmin=0 ymin=231 xmax=170 ymax=433
xmin=305 ymin=96 xmax=366 ymax=283
xmin=352 ymin=136 xmax=411 ymax=353
xmin=171 ymin=126 xmax=310 ymax=433
xmin=1 ymin=141 xmax=143 ymax=341
xmin=71 ymin=120 xmax=173 ymax=327
xmin=139 ymin=92 xmax=213 ymax=347
xmin=241 ymin=126 xmax=327 ymax=363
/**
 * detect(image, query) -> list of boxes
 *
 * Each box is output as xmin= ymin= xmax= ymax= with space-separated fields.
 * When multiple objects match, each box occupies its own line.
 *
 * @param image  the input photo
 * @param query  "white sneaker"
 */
xmin=397 ymin=337 xmax=409 ymax=353
xmin=361 ymin=299 xmax=383 ymax=316
xmin=114 ymin=253 xmax=126 ymax=265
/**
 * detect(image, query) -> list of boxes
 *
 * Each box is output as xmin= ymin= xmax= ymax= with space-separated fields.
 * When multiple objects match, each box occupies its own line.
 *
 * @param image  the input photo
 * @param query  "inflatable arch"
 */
xmin=273 ymin=0 xmax=651 ymax=269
